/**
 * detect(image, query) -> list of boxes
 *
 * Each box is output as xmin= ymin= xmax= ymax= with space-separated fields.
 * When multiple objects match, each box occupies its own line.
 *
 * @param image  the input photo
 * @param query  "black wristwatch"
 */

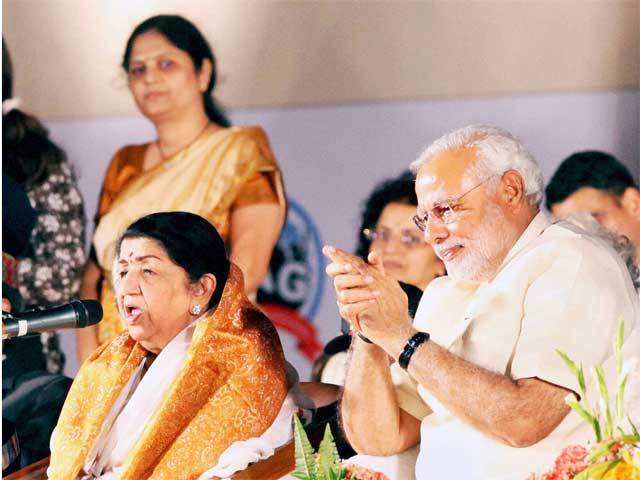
xmin=398 ymin=332 xmax=430 ymax=370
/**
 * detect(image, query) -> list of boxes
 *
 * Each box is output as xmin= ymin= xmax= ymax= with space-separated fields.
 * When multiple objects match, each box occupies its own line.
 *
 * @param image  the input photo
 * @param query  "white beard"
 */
xmin=436 ymin=204 xmax=515 ymax=282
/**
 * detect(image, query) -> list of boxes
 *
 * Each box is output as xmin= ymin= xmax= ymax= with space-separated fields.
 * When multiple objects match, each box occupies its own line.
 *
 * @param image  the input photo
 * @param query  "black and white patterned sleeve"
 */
xmin=18 ymin=162 xmax=87 ymax=307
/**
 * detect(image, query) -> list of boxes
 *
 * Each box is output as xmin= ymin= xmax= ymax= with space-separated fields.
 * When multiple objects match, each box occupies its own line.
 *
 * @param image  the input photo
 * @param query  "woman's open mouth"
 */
xmin=124 ymin=304 xmax=144 ymax=322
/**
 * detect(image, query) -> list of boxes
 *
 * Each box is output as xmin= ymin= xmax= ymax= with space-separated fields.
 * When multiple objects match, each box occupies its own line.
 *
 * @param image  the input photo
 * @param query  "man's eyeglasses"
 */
xmin=363 ymin=228 xmax=425 ymax=248
xmin=412 ymin=174 xmax=499 ymax=233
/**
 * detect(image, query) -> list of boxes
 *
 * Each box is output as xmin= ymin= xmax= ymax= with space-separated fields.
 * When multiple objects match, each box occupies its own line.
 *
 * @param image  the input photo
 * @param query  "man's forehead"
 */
xmin=552 ymin=187 xmax=619 ymax=217
xmin=415 ymin=147 xmax=479 ymax=205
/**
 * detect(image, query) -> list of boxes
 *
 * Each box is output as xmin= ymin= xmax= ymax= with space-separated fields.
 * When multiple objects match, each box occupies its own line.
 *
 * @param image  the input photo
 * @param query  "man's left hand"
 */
xmin=323 ymin=246 xmax=415 ymax=356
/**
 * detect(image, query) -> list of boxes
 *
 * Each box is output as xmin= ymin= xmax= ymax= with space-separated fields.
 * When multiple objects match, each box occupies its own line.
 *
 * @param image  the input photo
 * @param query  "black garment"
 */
xmin=2 ymin=174 xmax=36 ymax=259
xmin=2 ymin=173 xmax=36 ymax=310
xmin=2 ymin=369 xmax=71 ymax=471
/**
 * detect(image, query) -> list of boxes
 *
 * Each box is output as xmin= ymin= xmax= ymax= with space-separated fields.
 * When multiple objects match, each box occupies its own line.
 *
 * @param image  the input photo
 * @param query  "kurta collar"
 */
xmin=498 ymin=210 xmax=550 ymax=271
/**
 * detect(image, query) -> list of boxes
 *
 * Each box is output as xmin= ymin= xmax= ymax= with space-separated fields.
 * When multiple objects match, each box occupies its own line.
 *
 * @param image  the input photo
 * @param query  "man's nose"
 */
xmin=423 ymin=218 xmax=449 ymax=245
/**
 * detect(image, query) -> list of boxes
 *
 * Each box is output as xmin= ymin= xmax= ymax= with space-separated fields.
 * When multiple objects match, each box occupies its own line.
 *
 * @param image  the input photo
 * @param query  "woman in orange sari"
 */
xmin=78 ymin=15 xmax=286 ymax=362
xmin=50 ymin=212 xmax=292 ymax=479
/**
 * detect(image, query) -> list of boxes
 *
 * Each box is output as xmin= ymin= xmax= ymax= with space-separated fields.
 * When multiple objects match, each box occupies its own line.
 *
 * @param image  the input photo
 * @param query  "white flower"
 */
xmin=43 ymin=214 xmax=60 ymax=232
xmin=68 ymin=189 xmax=81 ymax=205
xmin=35 ymin=266 xmax=53 ymax=282
xmin=55 ymin=250 xmax=71 ymax=262
xmin=48 ymin=193 xmax=64 ymax=210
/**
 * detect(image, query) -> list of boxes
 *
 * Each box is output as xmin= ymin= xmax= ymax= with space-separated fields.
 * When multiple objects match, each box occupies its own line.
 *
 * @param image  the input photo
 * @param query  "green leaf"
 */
xmin=595 ymin=366 xmax=613 ymax=438
xmin=557 ymin=350 xmax=587 ymax=400
xmin=629 ymin=416 xmax=639 ymax=437
xmin=577 ymin=365 xmax=587 ymax=400
xmin=567 ymin=400 xmax=602 ymax=442
xmin=615 ymin=318 xmax=625 ymax=376
xmin=557 ymin=349 xmax=580 ymax=379
xmin=574 ymin=459 xmax=620 ymax=480
xmin=317 ymin=424 xmax=345 ymax=480
xmin=587 ymin=439 xmax=616 ymax=462
xmin=293 ymin=414 xmax=318 ymax=480
xmin=616 ymin=373 xmax=628 ymax=425
xmin=618 ymin=433 xmax=640 ymax=443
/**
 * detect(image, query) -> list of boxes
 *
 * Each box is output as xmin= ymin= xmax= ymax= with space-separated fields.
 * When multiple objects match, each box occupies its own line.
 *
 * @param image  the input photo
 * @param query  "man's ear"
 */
xmin=499 ymin=170 xmax=527 ymax=211
xmin=198 ymin=58 xmax=213 ymax=93
xmin=190 ymin=273 xmax=217 ymax=309
xmin=621 ymin=187 xmax=640 ymax=218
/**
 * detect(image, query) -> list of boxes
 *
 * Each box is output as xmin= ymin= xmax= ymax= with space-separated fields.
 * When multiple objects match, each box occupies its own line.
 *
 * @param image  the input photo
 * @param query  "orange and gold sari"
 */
xmin=92 ymin=126 xmax=285 ymax=345
xmin=48 ymin=265 xmax=288 ymax=480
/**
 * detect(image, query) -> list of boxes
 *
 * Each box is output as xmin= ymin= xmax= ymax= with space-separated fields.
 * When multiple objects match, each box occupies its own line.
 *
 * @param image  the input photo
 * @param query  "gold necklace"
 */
xmin=155 ymin=121 xmax=212 ymax=161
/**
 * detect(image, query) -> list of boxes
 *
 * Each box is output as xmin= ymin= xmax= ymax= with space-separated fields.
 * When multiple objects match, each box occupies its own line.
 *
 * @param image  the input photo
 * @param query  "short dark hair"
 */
xmin=355 ymin=171 xmax=417 ymax=259
xmin=545 ymin=151 xmax=638 ymax=210
xmin=116 ymin=212 xmax=230 ymax=310
xmin=122 ymin=15 xmax=231 ymax=128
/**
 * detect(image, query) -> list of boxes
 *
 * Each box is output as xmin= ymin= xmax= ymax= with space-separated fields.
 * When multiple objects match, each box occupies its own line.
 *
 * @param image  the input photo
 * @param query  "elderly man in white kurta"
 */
xmin=324 ymin=125 xmax=639 ymax=480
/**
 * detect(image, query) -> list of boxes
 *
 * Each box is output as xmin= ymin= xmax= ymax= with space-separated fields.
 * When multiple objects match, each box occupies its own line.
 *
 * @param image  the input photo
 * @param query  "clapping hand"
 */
xmin=323 ymin=246 xmax=414 ymax=355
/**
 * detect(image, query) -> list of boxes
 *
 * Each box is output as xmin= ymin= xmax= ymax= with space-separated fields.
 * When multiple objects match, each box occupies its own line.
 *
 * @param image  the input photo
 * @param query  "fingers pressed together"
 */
xmin=323 ymin=245 xmax=381 ymax=330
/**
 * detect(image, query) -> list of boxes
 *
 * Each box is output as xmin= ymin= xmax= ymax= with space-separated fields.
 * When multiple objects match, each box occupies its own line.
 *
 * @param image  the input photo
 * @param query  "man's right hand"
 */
xmin=3 ymin=298 xmax=11 ymax=312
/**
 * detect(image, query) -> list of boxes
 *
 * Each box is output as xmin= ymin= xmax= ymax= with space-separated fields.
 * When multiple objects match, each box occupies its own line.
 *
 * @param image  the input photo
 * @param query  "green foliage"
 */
xmin=317 ymin=425 xmax=347 ymax=480
xmin=557 ymin=318 xmax=639 ymax=447
xmin=557 ymin=349 xmax=588 ymax=400
xmin=594 ymin=366 xmax=613 ymax=439
xmin=573 ymin=460 xmax=620 ymax=480
xmin=293 ymin=414 xmax=318 ymax=480
xmin=555 ymin=318 xmax=640 ymax=478
xmin=292 ymin=415 xmax=347 ymax=480
xmin=565 ymin=398 xmax=602 ymax=442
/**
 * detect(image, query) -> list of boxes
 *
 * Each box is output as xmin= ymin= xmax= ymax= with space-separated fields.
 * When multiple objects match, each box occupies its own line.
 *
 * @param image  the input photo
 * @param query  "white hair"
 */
xmin=411 ymin=125 xmax=544 ymax=205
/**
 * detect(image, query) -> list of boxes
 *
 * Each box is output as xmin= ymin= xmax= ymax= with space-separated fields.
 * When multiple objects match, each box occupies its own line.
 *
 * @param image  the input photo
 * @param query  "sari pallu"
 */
xmin=92 ymin=126 xmax=286 ymax=345
xmin=48 ymin=265 xmax=289 ymax=480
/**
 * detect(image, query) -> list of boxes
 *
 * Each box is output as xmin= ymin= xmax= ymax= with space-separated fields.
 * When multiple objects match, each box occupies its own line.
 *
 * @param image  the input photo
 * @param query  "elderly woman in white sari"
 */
xmin=48 ymin=212 xmax=295 ymax=479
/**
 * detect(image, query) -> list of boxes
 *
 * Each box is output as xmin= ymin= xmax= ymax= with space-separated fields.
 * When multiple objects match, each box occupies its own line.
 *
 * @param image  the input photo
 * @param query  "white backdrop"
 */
xmin=48 ymin=89 xmax=640 ymax=378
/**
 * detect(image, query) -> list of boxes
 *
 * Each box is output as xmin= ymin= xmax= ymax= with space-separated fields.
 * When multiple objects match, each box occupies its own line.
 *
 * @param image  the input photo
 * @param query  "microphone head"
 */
xmin=71 ymin=299 xmax=103 ymax=328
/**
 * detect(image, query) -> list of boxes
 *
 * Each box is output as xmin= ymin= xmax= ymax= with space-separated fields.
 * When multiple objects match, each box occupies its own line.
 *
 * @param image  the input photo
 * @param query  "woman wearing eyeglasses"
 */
xmin=313 ymin=170 xmax=444 ymax=385
xmin=359 ymin=176 xmax=444 ymax=291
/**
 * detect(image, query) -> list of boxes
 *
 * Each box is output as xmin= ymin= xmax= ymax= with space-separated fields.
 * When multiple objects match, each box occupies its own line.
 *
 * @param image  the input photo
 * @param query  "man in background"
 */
xmin=545 ymin=150 xmax=640 ymax=265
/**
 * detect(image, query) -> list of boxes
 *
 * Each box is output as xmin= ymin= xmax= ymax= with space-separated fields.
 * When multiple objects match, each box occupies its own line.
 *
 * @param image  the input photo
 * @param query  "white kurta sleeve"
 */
xmin=510 ymin=236 xmax=638 ymax=394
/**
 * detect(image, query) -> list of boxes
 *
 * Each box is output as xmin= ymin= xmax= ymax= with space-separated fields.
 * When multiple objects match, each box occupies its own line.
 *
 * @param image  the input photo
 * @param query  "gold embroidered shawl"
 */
xmin=92 ymin=126 xmax=285 ymax=345
xmin=48 ymin=265 xmax=288 ymax=480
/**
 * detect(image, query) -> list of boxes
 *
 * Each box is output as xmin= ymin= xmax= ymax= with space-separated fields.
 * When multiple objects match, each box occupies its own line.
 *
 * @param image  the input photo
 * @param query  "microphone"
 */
xmin=2 ymin=300 xmax=103 ymax=339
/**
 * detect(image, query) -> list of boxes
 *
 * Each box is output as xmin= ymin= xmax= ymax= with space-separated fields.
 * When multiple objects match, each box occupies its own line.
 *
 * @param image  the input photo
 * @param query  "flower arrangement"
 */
xmin=533 ymin=320 xmax=639 ymax=480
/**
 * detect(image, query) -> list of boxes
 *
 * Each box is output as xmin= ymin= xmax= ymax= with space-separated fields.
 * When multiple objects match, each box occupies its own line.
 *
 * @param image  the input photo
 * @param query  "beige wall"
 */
xmin=3 ymin=0 xmax=639 ymax=119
